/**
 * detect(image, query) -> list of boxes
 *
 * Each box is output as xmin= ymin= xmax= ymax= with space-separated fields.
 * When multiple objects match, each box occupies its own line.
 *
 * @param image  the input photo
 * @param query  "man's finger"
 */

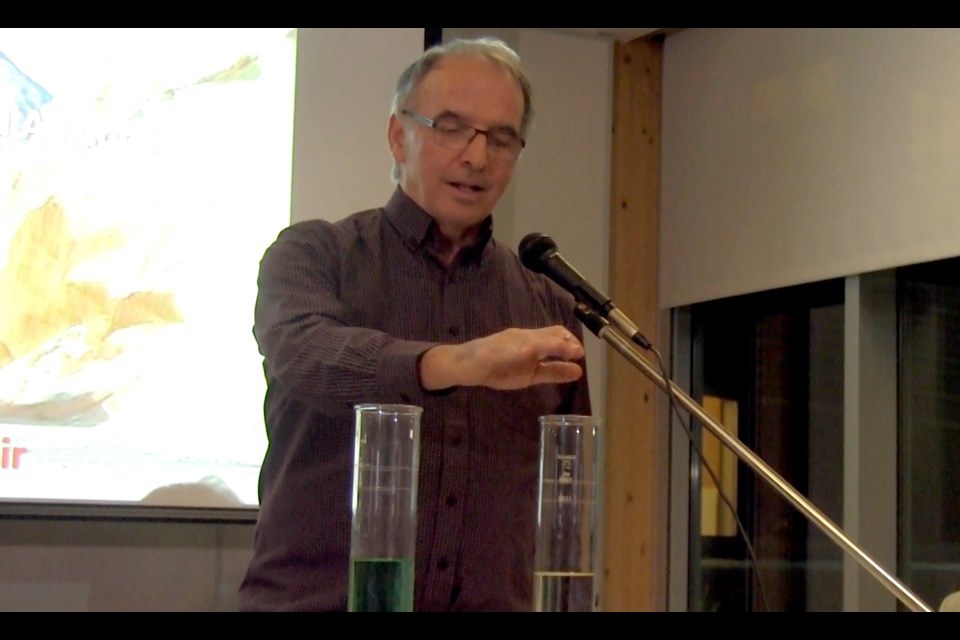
xmin=535 ymin=361 xmax=583 ymax=384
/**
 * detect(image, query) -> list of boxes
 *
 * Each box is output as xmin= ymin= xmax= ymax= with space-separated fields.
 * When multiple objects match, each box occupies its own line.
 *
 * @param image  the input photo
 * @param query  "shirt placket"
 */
xmin=421 ymin=263 xmax=470 ymax=608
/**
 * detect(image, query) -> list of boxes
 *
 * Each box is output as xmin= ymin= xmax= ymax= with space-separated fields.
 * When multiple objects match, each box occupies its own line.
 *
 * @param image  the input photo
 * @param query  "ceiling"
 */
xmin=547 ymin=28 xmax=663 ymax=42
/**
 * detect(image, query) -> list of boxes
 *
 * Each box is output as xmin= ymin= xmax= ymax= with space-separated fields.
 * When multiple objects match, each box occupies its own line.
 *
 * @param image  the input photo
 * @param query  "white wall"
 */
xmin=291 ymin=28 xmax=424 ymax=223
xmin=661 ymin=28 xmax=960 ymax=308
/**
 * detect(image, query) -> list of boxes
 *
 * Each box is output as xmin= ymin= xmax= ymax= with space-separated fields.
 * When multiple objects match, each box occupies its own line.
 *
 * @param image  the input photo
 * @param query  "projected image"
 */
xmin=0 ymin=28 xmax=296 ymax=508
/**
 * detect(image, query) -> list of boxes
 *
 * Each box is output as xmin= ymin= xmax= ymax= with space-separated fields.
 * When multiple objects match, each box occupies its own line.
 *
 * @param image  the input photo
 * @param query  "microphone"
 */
xmin=519 ymin=232 xmax=651 ymax=350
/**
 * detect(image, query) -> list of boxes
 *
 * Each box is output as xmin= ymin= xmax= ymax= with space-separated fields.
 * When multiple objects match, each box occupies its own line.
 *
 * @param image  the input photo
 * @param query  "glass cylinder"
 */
xmin=534 ymin=414 xmax=602 ymax=612
xmin=347 ymin=403 xmax=422 ymax=612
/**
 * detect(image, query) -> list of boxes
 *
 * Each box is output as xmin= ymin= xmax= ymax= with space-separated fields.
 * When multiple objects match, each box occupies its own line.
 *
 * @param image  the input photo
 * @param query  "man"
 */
xmin=238 ymin=36 xmax=592 ymax=612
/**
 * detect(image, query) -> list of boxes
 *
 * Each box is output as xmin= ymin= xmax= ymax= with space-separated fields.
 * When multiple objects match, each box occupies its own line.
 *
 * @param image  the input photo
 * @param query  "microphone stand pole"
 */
xmin=574 ymin=304 xmax=934 ymax=613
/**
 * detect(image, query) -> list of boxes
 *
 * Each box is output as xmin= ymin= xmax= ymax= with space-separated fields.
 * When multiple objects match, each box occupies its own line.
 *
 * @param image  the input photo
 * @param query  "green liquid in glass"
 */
xmin=348 ymin=557 xmax=415 ymax=612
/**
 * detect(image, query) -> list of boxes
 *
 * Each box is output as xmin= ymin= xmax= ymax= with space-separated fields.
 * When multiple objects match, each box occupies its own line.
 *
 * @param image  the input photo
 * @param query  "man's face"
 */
xmin=388 ymin=55 xmax=525 ymax=239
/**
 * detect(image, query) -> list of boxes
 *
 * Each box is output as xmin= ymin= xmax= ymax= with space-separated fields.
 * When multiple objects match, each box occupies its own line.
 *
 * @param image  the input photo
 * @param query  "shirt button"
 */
xmin=448 ymin=325 xmax=459 ymax=337
xmin=445 ymin=495 xmax=458 ymax=507
xmin=400 ymin=393 xmax=411 ymax=403
xmin=437 ymin=557 xmax=449 ymax=571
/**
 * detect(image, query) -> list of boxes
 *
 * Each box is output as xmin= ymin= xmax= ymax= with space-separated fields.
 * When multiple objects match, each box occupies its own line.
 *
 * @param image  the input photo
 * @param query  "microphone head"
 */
xmin=518 ymin=232 xmax=558 ymax=273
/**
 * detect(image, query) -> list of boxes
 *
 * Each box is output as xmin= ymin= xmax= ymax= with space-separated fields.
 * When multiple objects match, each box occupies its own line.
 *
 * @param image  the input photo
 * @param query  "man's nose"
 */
xmin=459 ymin=130 xmax=489 ymax=169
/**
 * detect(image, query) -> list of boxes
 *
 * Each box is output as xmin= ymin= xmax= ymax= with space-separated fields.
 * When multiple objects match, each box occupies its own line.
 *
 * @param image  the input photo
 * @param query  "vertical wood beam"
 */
xmin=603 ymin=35 xmax=665 ymax=611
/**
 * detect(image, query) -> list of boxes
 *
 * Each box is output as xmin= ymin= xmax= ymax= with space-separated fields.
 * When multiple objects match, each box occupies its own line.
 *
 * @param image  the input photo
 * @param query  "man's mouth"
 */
xmin=448 ymin=181 xmax=485 ymax=193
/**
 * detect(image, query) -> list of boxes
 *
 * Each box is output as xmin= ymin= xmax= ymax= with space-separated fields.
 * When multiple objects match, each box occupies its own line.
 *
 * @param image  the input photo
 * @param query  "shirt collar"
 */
xmin=384 ymin=187 xmax=494 ymax=264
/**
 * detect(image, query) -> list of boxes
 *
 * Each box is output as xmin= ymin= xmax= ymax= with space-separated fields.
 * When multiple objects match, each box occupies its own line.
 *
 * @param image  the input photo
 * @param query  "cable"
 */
xmin=647 ymin=344 xmax=771 ymax=613
xmin=572 ymin=301 xmax=770 ymax=610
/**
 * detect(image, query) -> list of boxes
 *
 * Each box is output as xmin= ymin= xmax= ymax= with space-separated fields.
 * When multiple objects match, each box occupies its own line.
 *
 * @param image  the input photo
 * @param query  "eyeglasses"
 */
xmin=401 ymin=109 xmax=526 ymax=161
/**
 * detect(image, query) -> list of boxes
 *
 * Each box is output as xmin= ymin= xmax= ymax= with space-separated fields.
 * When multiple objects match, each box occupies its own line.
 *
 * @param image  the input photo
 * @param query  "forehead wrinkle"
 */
xmin=413 ymin=57 xmax=523 ymax=131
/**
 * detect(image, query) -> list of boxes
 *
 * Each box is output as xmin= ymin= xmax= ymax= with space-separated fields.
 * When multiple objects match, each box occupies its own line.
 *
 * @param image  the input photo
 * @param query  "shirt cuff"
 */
xmin=380 ymin=339 xmax=439 ymax=404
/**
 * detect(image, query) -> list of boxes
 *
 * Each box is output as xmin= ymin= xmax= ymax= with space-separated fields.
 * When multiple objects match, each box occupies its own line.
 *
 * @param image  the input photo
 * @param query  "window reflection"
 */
xmin=688 ymin=280 xmax=844 ymax=611
xmin=898 ymin=258 xmax=960 ymax=610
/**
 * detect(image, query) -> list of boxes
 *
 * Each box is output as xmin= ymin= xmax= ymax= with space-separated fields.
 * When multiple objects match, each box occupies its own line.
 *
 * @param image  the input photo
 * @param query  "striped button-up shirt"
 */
xmin=238 ymin=187 xmax=592 ymax=611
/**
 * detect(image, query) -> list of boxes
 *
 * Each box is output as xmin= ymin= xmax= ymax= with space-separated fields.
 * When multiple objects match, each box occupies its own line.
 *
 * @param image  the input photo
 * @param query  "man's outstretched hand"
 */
xmin=419 ymin=325 xmax=585 ymax=391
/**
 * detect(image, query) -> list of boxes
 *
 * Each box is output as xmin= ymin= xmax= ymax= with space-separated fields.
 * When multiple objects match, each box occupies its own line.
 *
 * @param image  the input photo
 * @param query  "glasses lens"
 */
xmin=488 ymin=131 xmax=522 ymax=155
xmin=431 ymin=116 xmax=523 ymax=159
xmin=434 ymin=123 xmax=471 ymax=148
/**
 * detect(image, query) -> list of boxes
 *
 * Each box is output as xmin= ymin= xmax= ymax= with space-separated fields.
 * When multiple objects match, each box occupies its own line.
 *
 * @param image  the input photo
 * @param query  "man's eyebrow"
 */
xmin=433 ymin=109 xmax=462 ymax=120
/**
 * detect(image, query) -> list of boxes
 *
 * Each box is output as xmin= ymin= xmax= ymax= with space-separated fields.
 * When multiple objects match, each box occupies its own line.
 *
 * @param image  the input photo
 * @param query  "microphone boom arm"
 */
xmin=575 ymin=304 xmax=934 ymax=612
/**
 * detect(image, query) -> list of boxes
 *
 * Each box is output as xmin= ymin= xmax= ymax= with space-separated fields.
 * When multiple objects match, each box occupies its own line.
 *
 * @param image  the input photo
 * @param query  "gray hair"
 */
xmin=390 ymin=37 xmax=533 ymax=183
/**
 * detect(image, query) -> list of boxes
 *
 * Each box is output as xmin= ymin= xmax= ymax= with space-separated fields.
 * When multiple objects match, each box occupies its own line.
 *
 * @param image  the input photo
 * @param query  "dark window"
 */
xmin=898 ymin=257 xmax=960 ymax=609
xmin=687 ymin=279 xmax=845 ymax=611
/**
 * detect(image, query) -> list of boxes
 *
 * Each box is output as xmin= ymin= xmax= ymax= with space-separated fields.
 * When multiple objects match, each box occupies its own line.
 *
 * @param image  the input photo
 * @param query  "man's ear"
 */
xmin=388 ymin=113 xmax=406 ymax=165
